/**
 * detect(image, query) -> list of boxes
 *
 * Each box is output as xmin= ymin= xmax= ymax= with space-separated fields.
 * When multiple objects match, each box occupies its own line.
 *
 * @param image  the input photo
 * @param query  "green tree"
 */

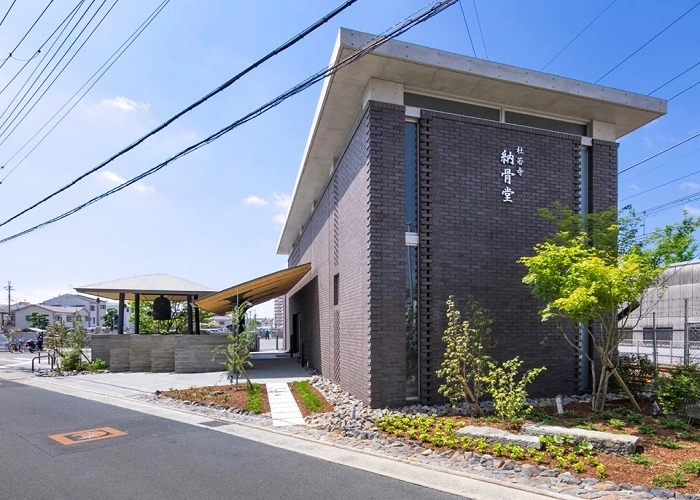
xmin=128 ymin=300 xmax=213 ymax=334
xmin=213 ymin=302 xmax=256 ymax=388
xmin=519 ymin=206 xmax=700 ymax=412
xmin=436 ymin=296 xmax=493 ymax=415
xmin=29 ymin=312 xmax=49 ymax=329
xmin=103 ymin=308 xmax=118 ymax=330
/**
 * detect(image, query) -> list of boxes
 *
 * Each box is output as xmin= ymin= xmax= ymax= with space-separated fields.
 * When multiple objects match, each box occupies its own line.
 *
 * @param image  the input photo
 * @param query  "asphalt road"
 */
xmin=0 ymin=380 xmax=468 ymax=500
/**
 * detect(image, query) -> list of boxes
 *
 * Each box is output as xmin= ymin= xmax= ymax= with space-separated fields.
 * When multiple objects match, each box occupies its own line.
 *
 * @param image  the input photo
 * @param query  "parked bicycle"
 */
xmin=8 ymin=340 xmax=23 ymax=353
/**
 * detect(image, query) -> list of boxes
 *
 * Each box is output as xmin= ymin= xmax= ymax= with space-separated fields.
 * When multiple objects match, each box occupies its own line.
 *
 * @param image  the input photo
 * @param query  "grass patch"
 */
xmin=245 ymin=383 xmax=263 ymax=414
xmin=656 ymin=437 xmax=685 ymax=449
xmin=676 ymin=431 xmax=700 ymax=442
xmin=678 ymin=459 xmax=700 ymax=475
xmin=291 ymin=380 xmax=323 ymax=412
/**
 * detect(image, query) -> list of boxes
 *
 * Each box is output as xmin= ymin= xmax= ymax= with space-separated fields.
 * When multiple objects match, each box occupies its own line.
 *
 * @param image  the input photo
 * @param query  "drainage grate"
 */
xmin=198 ymin=420 xmax=229 ymax=428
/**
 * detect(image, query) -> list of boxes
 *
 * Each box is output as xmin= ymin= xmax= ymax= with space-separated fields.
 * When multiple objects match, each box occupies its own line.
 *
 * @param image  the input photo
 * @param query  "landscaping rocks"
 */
xmin=521 ymin=424 xmax=638 ymax=455
xmin=456 ymin=425 xmax=542 ymax=450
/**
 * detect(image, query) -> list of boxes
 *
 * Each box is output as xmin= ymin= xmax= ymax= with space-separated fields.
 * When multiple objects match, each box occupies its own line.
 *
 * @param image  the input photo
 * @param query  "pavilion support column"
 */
xmin=187 ymin=295 xmax=193 ymax=335
xmin=118 ymin=293 xmax=125 ymax=335
xmin=194 ymin=294 xmax=201 ymax=335
xmin=135 ymin=294 xmax=140 ymax=335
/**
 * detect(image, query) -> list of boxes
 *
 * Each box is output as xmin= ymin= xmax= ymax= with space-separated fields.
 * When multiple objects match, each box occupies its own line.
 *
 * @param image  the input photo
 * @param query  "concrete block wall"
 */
xmin=129 ymin=335 xmax=152 ymax=372
xmin=151 ymin=335 xmax=176 ymax=372
xmin=174 ymin=335 xmax=228 ymax=373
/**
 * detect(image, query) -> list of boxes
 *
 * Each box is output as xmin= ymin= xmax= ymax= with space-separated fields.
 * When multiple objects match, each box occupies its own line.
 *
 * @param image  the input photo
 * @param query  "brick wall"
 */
xmin=418 ymin=110 xmax=586 ymax=402
xmin=288 ymin=105 xmax=373 ymax=403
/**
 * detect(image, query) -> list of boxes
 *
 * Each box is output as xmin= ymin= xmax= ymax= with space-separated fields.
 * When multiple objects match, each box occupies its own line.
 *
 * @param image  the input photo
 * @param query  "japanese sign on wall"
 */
xmin=499 ymin=146 xmax=525 ymax=203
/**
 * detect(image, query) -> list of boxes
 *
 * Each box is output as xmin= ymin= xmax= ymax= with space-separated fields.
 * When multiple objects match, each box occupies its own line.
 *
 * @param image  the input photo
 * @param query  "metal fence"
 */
xmin=619 ymin=298 xmax=700 ymax=367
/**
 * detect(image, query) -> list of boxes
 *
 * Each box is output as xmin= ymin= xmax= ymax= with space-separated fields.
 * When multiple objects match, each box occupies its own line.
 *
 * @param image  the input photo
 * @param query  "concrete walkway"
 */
xmin=266 ymin=382 xmax=305 ymax=426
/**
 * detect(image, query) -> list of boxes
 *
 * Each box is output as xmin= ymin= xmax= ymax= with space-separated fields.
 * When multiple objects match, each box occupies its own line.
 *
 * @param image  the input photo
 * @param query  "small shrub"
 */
xmin=676 ymin=431 xmax=700 ymax=442
xmin=637 ymin=423 xmax=656 ymax=435
xmin=658 ymin=364 xmax=700 ymax=421
xmin=677 ymin=459 xmax=700 ymax=475
xmin=652 ymin=471 xmax=687 ymax=488
xmin=608 ymin=418 xmax=626 ymax=429
xmin=628 ymin=454 xmax=657 ymax=467
xmin=656 ymin=438 xmax=684 ymax=449
xmin=660 ymin=416 xmax=689 ymax=430
xmin=509 ymin=445 xmax=524 ymax=460
xmin=529 ymin=408 xmax=554 ymax=425
xmin=84 ymin=358 xmax=108 ymax=371
xmin=595 ymin=464 xmax=607 ymax=478
xmin=61 ymin=349 xmax=81 ymax=371
xmin=572 ymin=461 xmax=585 ymax=473
xmin=612 ymin=355 xmax=658 ymax=396
xmin=481 ymin=357 xmax=546 ymax=424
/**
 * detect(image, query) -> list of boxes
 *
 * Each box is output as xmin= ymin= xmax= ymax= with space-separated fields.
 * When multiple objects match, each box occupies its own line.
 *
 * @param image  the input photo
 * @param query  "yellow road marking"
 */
xmin=49 ymin=426 xmax=127 ymax=445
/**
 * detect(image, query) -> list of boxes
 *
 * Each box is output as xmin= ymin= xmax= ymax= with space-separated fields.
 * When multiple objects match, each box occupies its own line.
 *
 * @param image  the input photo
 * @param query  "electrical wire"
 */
xmin=648 ymin=59 xmax=700 ymax=95
xmin=457 ymin=0 xmax=476 ymax=57
xmin=0 ymin=0 xmax=359 ymax=223
xmin=618 ymin=131 xmax=700 ymax=175
xmin=668 ymin=80 xmax=700 ymax=101
xmin=0 ymin=0 xmax=112 ymax=146
xmin=540 ymin=0 xmax=616 ymax=71
xmin=0 ymin=0 xmax=458 ymax=244
xmin=0 ymin=0 xmax=55 ymax=71
xmin=595 ymin=1 xmax=700 ymax=83
xmin=0 ymin=0 xmax=170 ymax=182
xmin=0 ymin=2 xmax=84 ymax=99
xmin=0 ymin=0 xmax=119 ymax=148
xmin=0 ymin=0 xmax=17 ymax=28
xmin=622 ymin=147 xmax=700 ymax=181
xmin=620 ymin=168 xmax=700 ymax=202
xmin=471 ymin=0 xmax=487 ymax=60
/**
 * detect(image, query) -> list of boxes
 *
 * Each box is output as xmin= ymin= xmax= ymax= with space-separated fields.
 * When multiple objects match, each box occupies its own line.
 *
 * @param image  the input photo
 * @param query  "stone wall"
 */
xmin=91 ymin=334 xmax=228 ymax=373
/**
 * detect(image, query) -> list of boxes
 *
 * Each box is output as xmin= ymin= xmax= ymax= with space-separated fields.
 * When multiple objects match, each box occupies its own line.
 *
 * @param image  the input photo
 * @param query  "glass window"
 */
xmin=505 ymin=111 xmax=587 ymax=136
xmin=406 ymin=245 xmax=419 ymax=400
xmin=642 ymin=327 xmax=673 ymax=342
xmin=688 ymin=323 xmax=700 ymax=342
xmin=90 ymin=305 xmax=95 ymax=311
xmin=404 ymin=93 xmax=500 ymax=121
xmin=333 ymin=274 xmax=339 ymax=306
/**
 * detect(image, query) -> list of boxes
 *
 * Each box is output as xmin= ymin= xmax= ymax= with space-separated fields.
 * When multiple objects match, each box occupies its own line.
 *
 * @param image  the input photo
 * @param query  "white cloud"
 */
xmin=272 ymin=192 xmax=291 ymax=210
xmin=628 ymin=183 xmax=640 ymax=192
xmin=681 ymin=182 xmax=700 ymax=190
xmin=242 ymin=195 xmax=268 ymax=207
xmin=101 ymin=170 xmax=155 ymax=194
xmin=100 ymin=96 xmax=150 ymax=113
xmin=273 ymin=213 xmax=287 ymax=225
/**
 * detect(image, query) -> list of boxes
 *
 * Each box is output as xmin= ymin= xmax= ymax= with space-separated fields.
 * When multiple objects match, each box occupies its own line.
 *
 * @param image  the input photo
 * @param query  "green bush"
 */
xmin=612 ymin=355 xmax=658 ymax=396
xmin=85 ymin=358 xmax=108 ymax=371
xmin=481 ymin=357 xmax=546 ymax=425
xmin=658 ymin=364 xmax=700 ymax=421
xmin=61 ymin=349 xmax=81 ymax=371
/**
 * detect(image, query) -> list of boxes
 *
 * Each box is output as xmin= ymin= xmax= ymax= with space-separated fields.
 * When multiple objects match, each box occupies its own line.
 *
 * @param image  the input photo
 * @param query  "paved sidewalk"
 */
xmin=267 ymin=382 xmax=305 ymax=426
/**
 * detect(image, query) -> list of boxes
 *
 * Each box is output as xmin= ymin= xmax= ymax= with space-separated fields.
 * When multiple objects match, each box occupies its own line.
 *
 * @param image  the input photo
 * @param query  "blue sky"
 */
xmin=0 ymin=0 xmax=698 ymax=317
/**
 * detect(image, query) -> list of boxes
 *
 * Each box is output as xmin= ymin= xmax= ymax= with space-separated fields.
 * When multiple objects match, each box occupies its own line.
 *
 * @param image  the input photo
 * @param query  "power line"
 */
xmin=648 ymin=59 xmax=700 ymax=95
xmin=595 ymin=1 xmax=700 ymax=83
xmin=471 ymin=0 xmax=487 ymax=60
xmin=623 ymin=147 xmax=700 ymax=181
xmin=0 ymin=0 xmax=171 ymax=183
xmin=0 ymin=0 xmax=111 ymax=147
xmin=457 ymin=0 xmax=476 ymax=57
xmin=540 ymin=0 xmax=616 ymax=72
xmin=668 ymin=80 xmax=700 ymax=101
xmin=0 ymin=0 xmax=458 ymax=245
xmin=639 ymin=191 xmax=700 ymax=218
xmin=0 ymin=0 xmax=119 ymax=149
xmin=0 ymin=0 xmax=360 ymax=226
xmin=0 ymin=0 xmax=17 ymax=28
xmin=0 ymin=2 xmax=84 ymax=99
xmin=620 ymin=168 xmax=700 ymax=202
xmin=618 ymin=131 xmax=700 ymax=175
xmin=0 ymin=0 xmax=55 ymax=71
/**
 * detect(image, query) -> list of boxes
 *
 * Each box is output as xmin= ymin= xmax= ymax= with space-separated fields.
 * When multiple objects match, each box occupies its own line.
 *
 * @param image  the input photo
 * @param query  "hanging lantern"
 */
xmin=152 ymin=295 xmax=171 ymax=320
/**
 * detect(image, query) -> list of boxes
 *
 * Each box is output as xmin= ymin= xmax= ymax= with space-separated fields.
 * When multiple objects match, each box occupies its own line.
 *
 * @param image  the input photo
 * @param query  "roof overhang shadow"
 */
xmin=195 ymin=263 xmax=311 ymax=315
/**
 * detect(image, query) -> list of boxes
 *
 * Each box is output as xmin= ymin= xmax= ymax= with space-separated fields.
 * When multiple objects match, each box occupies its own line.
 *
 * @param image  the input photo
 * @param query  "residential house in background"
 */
xmin=41 ymin=293 xmax=107 ymax=327
xmin=13 ymin=304 xmax=88 ymax=330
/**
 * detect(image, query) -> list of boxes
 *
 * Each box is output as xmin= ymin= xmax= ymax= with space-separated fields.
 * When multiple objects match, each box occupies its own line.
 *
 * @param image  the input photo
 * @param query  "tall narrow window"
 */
xmin=333 ymin=274 xmax=339 ymax=306
xmin=405 ymin=121 xmax=419 ymax=400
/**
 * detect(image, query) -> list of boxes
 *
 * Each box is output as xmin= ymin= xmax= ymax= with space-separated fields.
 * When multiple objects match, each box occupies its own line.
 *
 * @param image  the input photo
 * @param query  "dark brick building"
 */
xmin=277 ymin=29 xmax=666 ymax=407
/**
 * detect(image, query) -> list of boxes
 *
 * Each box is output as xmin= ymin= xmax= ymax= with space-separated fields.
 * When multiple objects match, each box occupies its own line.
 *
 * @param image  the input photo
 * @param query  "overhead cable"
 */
xmin=0 ymin=0 xmax=360 ymax=226
xmin=0 ymin=0 xmax=17 ymax=28
xmin=620 ymin=168 xmax=700 ymax=201
xmin=0 ymin=0 xmax=119 ymax=149
xmin=595 ymin=1 xmax=700 ymax=83
xmin=618 ymin=131 xmax=700 ymax=175
xmin=0 ymin=0 xmax=170 ymax=183
xmin=648 ymin=59 xmax=700 ymax=95
xmin=0 ymin=0 xmax=55 ymax=71
xmin=457 ymin=0 xmax=476 ymax=57
xmin=471 ymin=0 xmax=487 ymax=60
xmin=0 ymin=0 xmax=458 ymax=244
xmin=541 ymin=0 xmax=616 ymax=71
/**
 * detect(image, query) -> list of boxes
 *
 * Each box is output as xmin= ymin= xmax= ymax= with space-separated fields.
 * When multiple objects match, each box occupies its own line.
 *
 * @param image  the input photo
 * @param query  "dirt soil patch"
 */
xmin=159 ymin=384 xmax=271 ymax=414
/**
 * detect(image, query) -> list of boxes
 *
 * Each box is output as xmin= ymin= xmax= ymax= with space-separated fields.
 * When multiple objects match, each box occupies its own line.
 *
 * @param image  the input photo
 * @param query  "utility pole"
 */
xmin=4 ymin=281 xmax=14 ymax=329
